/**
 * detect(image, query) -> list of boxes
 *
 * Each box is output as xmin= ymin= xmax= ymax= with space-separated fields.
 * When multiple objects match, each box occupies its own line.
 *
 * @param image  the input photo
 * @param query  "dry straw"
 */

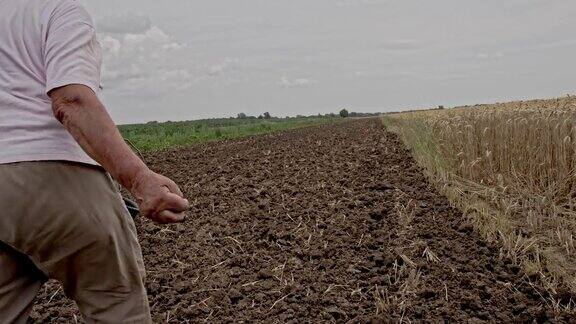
xmin=383 ymin=96 xmax=576 ymax=308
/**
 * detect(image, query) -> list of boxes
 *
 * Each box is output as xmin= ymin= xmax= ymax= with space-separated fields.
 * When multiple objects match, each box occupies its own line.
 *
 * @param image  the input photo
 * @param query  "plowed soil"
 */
xmin=32 ymin=118 xmax=567 ymax=322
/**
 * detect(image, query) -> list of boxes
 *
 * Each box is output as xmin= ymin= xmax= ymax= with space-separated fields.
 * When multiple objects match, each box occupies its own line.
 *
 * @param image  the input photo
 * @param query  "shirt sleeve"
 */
xmin=44 ymin=0 xmax=102 ymax=95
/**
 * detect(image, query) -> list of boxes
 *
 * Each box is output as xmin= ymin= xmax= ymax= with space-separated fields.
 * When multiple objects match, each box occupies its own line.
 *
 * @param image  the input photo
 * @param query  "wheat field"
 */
xmin=383 ymin=96 xmax=576 ymax=310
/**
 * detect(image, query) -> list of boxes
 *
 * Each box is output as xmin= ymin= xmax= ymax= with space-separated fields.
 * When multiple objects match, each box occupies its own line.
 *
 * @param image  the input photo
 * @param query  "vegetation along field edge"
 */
xmin=382 ymin=96 xmax=576 ymax=313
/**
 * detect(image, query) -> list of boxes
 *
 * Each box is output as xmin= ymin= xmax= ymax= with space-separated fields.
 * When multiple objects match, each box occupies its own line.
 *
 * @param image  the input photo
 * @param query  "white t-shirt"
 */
xmin=0 ymin=0 xmax=101 ymax=165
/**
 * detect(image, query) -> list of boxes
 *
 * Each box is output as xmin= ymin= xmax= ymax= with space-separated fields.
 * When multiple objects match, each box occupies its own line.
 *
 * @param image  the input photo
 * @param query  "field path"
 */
xmin=34 ymin=118 xmax=557 ymax=322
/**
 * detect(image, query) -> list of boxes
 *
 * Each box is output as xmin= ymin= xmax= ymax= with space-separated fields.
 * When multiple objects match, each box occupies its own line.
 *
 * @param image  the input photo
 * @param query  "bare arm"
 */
xmin=49 ymin=84 xmax=189 ymax=223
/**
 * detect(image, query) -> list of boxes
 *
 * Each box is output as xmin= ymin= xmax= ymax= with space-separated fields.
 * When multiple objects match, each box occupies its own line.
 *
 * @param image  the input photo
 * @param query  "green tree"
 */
xmin=339 ymin=109 xmax=349 ymax=118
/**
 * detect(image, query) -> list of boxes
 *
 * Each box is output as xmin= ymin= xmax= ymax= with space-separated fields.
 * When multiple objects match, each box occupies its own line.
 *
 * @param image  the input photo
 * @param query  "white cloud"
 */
xmin=97 ymin=13 xmax=152 ymax=34
xmin=97 ymin=12 xmax=248 ymax=100
xmin=208 ymin=58 xmax=240 ymax=76
xmin=97 ymin=14 xmax=195 ymax=97
xmin=277 ymin=77 xmax=317 ymax=88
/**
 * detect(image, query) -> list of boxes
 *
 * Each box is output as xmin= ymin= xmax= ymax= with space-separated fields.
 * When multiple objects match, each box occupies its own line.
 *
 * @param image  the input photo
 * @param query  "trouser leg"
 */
xmin=0 ymin=161 xmax=151 ymax=323
xmin=49 ymin=200 xmax=150 ymax=323
xmin=0 ymin=242 xmax=45 ymax=324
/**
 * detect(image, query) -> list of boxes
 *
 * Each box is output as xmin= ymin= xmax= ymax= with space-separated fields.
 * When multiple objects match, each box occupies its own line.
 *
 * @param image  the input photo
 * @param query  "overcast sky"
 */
xmin=79 ymin=0 xmax=576 ymax=124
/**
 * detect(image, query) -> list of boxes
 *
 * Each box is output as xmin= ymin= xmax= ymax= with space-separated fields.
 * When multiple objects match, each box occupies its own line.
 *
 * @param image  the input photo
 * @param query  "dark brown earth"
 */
xmin=32 ymin=118 xmax=569 ymax=322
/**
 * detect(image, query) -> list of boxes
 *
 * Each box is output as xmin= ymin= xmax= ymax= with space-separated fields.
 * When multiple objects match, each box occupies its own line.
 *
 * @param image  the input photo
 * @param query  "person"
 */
xmin=0 ymin=0 xmax=190 ymax=322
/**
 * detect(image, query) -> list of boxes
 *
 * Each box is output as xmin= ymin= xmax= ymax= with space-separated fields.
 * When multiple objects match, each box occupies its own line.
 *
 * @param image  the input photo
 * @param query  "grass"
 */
xmin=119 ymin=116 xmax=340 ymax=152
xmin=383 ymin=96 xmax=576 ymax=310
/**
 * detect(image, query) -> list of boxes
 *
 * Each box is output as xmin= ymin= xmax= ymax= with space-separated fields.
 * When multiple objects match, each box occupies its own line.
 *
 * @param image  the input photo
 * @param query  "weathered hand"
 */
xmin=130 ymin=169 xmax=189 ymax=223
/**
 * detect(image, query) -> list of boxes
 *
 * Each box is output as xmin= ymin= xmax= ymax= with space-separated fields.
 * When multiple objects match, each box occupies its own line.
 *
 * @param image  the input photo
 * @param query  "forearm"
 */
xmin=49 ymin=85 xmax=188 ymax=223
xmin=51 ymin=87 xmax=149 ymax=190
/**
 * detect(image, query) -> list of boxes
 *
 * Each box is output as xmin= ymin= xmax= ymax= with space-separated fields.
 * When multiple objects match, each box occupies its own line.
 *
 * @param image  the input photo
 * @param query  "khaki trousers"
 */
xmin=0 ymin=161 xmax=151 ymax=323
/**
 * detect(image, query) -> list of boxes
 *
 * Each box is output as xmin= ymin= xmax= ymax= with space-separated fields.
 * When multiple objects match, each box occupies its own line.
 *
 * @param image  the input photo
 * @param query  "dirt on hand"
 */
xmin=32 ymin=118 xmax=568 ymax=322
